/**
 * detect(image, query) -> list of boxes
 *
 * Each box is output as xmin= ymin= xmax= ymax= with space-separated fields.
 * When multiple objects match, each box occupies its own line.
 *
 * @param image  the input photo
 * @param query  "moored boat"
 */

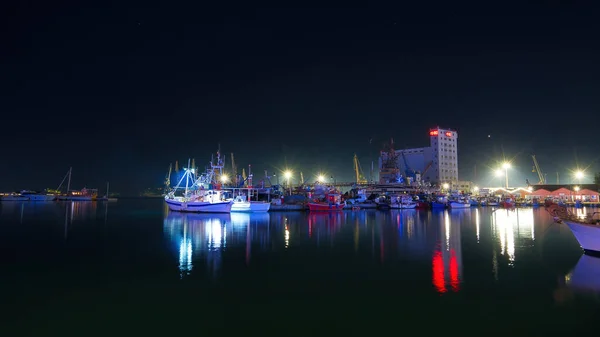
xmin=500 ymin=197 xmax=515 ymax=208
xmin=308 ymin=191 xmax=345 ymax=212
xmin=307 ymin=201 xmax=345 ymax=211
xmin=390 ymin=196 xmax=417 ymax=209
xmin=164 ymin=153 xmax=233 ymax=213
xmin=546 ymin=201 xmax=600 ymax=254
xmin=1 ymin=194 xmax=29 ymax=201
xmin=230 ymin=195 xmax=271 ymax=212
xmin=21 ymin=191 xmax=56 ymax=201
xmin=165 ymin=191 xmax=233 ymax=213
xmin=448 ymin=199 xmax=471 ymax=209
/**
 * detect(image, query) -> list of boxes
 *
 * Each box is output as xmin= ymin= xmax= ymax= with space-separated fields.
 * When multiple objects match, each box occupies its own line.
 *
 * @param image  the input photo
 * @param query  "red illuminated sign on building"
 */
xmin=429 ymin=130 xmax=439 ymax=136
xmin=445 ymin=131 xmax=452 ymax=137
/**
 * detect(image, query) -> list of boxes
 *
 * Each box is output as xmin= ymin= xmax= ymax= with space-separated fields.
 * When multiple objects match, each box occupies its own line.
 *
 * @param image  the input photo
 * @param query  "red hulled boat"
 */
xmin=307 ymin=192 xmax=345 ymax=212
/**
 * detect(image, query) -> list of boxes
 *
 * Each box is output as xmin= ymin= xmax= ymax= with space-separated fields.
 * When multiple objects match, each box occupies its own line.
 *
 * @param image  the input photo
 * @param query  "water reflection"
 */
xmin=566 ymin=254 xmax=600 ymax=295
xmin=555 ymin=254 xmax=600 ymax=303
xmin=164 ymin=212 xmax=231 ymax=278
xmin=491 ymin=208 xmax=535 ymax=266
xmin=432 ymin=210 xmax=463 ymax=293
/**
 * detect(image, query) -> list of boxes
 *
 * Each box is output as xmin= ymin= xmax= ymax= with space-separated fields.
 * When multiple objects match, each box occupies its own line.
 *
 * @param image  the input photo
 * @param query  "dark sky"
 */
xmin=1 ymin=2 xmax=599 ymax=194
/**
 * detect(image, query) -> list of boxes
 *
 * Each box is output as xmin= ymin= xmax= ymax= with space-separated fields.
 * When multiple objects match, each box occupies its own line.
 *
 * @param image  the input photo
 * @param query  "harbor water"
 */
xmin=1 ymin=199 xmax=598 ymax=335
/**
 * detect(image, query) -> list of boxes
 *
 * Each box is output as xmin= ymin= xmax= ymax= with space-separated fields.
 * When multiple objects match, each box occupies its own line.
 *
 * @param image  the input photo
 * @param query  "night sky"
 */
xmin=2 ymin=2 xmax=599 ymax=195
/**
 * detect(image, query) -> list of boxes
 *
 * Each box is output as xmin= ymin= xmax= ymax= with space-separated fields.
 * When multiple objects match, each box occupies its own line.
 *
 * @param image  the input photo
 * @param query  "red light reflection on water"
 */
xmin=432 ymin=245 xmax=461 ymax=294
xmin=432 ymin=249 xmax=446 ymax=293
xmin=449 ymin=249 xmax=460 ymax=292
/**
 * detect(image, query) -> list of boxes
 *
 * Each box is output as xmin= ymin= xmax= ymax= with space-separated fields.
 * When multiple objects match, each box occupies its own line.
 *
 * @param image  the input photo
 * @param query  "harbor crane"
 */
xmin=531 ymin=155 xmax=546 ymax=184
xmin=353 ymin=154 xmax=368 ymax=184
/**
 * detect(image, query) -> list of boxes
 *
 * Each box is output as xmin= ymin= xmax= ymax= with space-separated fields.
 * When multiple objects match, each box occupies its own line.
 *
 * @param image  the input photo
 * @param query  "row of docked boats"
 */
xmin=0 ymin=189 xmax=117 ymax=202
xmin=371 ymin=195 xmax=518 ymax=210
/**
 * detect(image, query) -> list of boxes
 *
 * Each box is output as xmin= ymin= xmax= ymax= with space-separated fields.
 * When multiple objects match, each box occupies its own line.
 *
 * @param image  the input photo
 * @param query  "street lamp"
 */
xmin=284 ymin=171 xmax=292 ymax=195
xmin=502 ymin=162 xmax=510 ymax=189
xmin=575 ymin=170 xmax=584 ymax=183
xmin=220 ymin=174 xmax=228 ymax=183
xmin=317 ymin=174 xmax=325 ymax=183
xmin=442 ymin=183 xmax=449 ymax=191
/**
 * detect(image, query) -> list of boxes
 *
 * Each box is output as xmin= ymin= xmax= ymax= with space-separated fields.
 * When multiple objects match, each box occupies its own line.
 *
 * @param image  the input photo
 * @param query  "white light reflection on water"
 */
xmin=163 ymin=213 xmax=232 ymax=278
xmin=475 ymin=208 xmax=480 ymax=243
xmin=491 ymin=208 xmax=535 ymax=267
xmin=494 ymin=210 xmax=515 ymax=265
xmin=179 ymin=238 xmax=192 ymax=273
xmin=444 ymin=212 xmax=450 ymax=251
xmin=206 ymin=218 xmax=225 ymax=250
xmin=575 ymin=207 xmax=587 ymax=220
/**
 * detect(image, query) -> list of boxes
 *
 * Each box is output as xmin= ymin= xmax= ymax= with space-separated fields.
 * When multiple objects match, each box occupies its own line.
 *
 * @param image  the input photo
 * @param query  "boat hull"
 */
xmin=565 ymin=221 xmax=600 ymax=253
xmin=166 ymin=199 xmax=233 ymax=213
xmin=231 ymin=201 xmax=271 ymax=212
xmin=1 ymin=196 xmax=29 ymax=201
xmin=26 ymin=194 xmax=56 ymax=201
xmin=390 ymin=202 xmax=417 ymax=209
xmin=308 ymin=202 xmax=345 ymax=211
xmin=431 ymin=202 xmax=446 ymax=209
xmin=58 ymin=195 xmax=92 ymax=201
xmin=449 ymin=202 xmax=471 ymax=209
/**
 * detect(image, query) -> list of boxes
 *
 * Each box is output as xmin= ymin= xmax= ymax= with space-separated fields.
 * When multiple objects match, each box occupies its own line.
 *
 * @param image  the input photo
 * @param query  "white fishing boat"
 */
xmin=164 ymin=153 xmax=233 ymax=213
xmin=1 ymin=194 xmax=29 ymax=201
xmin=390 ymin=195 xmax=417 ymax=209
xmin=226 ymin=187 xmax=271 ymax=212
xmin=231 ymin=195 xmax=271 ymax=212
xmin=547 ymin=202 xmax=600 ymax=254
xmin=448 ymin=199 xmax=471 ymax=209
xmin=20 ymin=190 xmax=56 ymax=201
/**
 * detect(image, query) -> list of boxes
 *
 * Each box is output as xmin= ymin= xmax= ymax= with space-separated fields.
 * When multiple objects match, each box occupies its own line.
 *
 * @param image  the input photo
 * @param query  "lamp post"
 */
xmin=502 ymin=162 xmax=510 ymax=189
xmin=575 ymin=170 xmax=584 ymax=184
xmin=284 ymin=171 xmax=292 ymax=195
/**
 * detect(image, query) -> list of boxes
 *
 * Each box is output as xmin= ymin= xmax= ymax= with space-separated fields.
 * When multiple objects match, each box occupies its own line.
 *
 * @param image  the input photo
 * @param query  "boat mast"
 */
xmin=67 ymin=167 xmax=72 ymax=193
xmin=184 ymin=159 xmax=191 ymax=197
xmin=106 ymin=182 xmax=109 ymax=197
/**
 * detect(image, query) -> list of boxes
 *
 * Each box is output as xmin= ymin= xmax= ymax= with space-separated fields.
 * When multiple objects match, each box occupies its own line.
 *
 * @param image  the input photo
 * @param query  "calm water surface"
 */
xmin=1 ymin=199 xmax=598 ymax=335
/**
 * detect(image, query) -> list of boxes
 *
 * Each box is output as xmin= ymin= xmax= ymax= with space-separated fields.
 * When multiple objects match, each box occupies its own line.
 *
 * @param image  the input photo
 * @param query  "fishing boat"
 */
xmin=308 ymin=201 xmax=345 ymax=211
xmin=390 ymin=195 xmax=417 ymax=209
xmin=164 ymin=154 xmax=233 ymax=213
xmin=230 ymin=194 xmax=271 ymax=212
xmin=20 ymin=190 xmax=56 ymax=201
xmin=546 ymin=201 xmax=600 ymax=254
xmin=308 ymin=192 xmax=345 ymax=211
xmin=500 ymin=197 xmax=515 ymax=208
xmin=448 ymin=198 xmax=471 ymax=209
